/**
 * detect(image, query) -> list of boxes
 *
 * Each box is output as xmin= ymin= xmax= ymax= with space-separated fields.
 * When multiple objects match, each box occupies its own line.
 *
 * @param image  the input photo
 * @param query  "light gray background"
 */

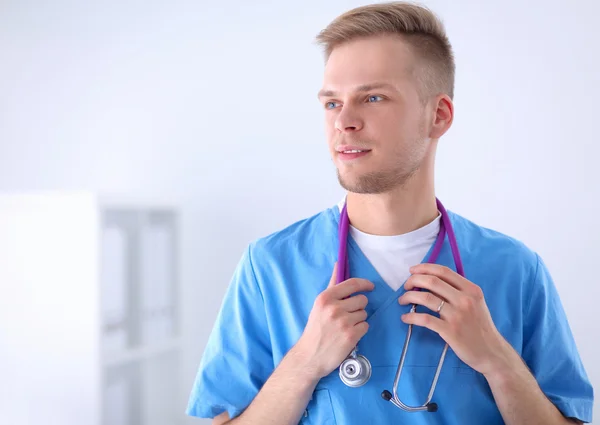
xmin=1 ymin=0 xmax=597 ymax=423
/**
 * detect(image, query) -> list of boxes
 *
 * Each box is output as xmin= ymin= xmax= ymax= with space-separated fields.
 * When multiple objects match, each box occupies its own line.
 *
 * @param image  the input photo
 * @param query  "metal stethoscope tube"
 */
xmin=381 ymin=304 xmax=449 ymax=412
xmin=337 ymin=198 xmax=463 ymax=413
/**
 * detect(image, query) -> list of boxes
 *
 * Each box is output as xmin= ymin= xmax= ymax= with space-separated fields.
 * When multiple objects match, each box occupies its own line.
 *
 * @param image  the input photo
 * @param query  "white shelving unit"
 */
xmin=0 ymin=192 xmax=184 ymax=425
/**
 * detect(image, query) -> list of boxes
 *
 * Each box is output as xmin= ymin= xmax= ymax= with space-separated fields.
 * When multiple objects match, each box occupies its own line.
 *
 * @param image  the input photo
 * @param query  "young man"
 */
xmin=187 ymin=2 xmax=593 ymax=424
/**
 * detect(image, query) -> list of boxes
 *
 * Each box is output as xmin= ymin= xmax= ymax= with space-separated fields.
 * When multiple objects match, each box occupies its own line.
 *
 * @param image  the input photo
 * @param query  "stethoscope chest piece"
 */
xmin=339 ymin=352 xmax=372 ymax=387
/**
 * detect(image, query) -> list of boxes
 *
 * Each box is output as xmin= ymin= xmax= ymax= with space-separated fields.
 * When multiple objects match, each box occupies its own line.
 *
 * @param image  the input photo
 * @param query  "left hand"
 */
xmin=398 ymin=263 xmax=513 ymax=376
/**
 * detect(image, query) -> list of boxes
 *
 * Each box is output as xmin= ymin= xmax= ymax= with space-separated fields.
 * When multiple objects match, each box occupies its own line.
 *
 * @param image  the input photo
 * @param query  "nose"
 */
xmin=335 ymin=106 xmax=364 ymax=132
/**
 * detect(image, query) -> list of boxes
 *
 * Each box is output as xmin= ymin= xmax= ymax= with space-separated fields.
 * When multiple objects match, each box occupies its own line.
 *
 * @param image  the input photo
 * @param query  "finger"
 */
xmin=340 ymin=294 xmax=368 ymax=312
xmin=331 ymin=278 xmax=375 ymax=300
xmin=404 ymin=274 xmax=460 ymax=304
xmin=401 ymin=311 xmax=446 ymax=335
xmin=409 ymin=263 xmax=467 ymax=291
xmin=347 ymin=309 xmax=368 ymax=325
xmin=398 ymin=290 xmax=448 ymax=315
xmin=328 ymin=262 xmax=338 ymax=288
xmin=354 ymin=321 xmax=369 ymax=339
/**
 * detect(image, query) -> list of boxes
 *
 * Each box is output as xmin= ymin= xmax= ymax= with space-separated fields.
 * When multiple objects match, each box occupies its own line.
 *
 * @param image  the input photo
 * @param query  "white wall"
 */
xmin=1 ymin=0 xmax=598 ymax=423
xmin=0 ymin=194 xmax=101 ymax=424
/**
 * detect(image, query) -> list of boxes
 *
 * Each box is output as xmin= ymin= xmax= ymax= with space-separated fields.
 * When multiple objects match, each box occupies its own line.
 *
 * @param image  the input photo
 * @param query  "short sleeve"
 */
xmin=522 ymin=253 xmax=594 ymax=423
xmin=186 ymin=244 xmax=273 ymax=419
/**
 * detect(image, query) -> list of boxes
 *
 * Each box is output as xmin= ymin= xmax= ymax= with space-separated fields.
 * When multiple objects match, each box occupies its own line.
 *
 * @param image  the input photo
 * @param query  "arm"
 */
xmin=483 ymin=340 xmax=582 ymax=425
xmin=205 ymin=262 xmax=374 ymax=424
xmin=399 ymin=262 xmax=591 ymax=425
xmin=212 ymin=346 xmax=319 ymax=425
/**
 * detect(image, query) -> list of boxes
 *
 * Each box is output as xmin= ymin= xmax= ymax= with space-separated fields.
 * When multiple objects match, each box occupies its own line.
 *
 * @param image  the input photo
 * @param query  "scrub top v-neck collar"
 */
xmin=329 ymin=205 xmax=457 ymax=325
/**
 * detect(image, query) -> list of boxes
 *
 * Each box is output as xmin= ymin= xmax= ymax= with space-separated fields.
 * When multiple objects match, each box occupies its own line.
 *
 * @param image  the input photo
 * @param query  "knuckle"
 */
xmin=354 ymin=321 xmax=366 ymax=335
xmin=324 ymin=305 xmax=338 ymax=320
xmin=471 ymin=285 xmax=484 ymax=300
xmin=346 ymin=279 xmax=359 ymax=293
xmin=357 ymin=280 xmax=371 ymax=293
xmin=461 ymin=296 xmax=475 ymax=311
xmin=343 ymin=328 xmax=355 ymax=342
xmin=424 ymin=292 xmax=437 ymax=305
xmin=314 ymin=294 xmax=328 ymax=309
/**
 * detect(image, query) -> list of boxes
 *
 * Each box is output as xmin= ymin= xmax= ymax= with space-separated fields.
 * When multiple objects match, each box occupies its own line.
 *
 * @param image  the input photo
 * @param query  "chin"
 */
xmin=337 ymin=168 xmax=415 ymax=194
xmin=337 ymin=173 xmax=388 ymax=194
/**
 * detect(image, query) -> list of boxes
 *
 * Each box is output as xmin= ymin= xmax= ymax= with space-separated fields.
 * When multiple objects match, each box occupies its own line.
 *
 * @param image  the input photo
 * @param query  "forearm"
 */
xmin=225 ymin=345 xmax=320 ymax=425
xmin=484 ymin=343 xmax=578 ymax=425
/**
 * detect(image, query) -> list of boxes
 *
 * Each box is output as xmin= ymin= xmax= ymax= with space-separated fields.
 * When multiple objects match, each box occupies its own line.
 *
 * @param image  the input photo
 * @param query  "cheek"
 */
xmin=369 ymin=108 xmax=402 ymax=134
xmin=324 ymin=118 xmax=338 ymax=145
xmin=325 ymin=113 xmax=337 ymax=130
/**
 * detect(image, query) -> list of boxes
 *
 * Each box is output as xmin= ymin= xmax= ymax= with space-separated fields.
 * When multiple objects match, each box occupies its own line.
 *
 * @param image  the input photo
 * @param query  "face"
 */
xmin=318 ymin=34 xmax=451 ymax=194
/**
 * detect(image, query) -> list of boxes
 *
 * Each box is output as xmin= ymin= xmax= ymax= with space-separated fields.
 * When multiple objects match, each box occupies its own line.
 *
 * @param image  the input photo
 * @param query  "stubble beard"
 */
xmin=337 ymin=161 xmax=420 ymax=194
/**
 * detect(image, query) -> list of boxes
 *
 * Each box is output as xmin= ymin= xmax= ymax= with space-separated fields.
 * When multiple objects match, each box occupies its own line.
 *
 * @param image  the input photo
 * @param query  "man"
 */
xmin=186 ymin=2 xmax=593 ymax=424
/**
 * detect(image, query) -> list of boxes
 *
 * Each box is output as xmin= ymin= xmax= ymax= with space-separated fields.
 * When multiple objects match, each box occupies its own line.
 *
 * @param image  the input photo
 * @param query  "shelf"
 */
xmin=103 ymin=338 xmax=182 ymax=368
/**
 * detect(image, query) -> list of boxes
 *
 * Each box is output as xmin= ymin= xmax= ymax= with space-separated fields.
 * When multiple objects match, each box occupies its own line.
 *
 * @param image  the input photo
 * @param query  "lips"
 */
xmin=336 ymin=145 xmax=372 ymax=154
xmin=337 ymin=148 xmax=371 ymax=161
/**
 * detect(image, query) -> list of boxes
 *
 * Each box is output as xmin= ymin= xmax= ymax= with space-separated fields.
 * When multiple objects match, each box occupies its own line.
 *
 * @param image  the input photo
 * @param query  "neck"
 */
xmin=345 ymin=171 xmax=438 ymax=236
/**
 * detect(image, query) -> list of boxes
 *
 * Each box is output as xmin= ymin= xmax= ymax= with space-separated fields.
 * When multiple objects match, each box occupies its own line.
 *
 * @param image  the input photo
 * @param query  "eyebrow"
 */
xmin=317 ymin=82 xmax=398 ymax=99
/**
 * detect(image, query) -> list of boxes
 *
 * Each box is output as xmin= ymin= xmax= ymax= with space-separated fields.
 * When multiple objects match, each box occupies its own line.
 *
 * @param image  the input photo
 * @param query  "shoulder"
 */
xmin=447 ymin=210 xmax=539 ymax=276
xmin=247 ymin=204 xmax=338 ymax=265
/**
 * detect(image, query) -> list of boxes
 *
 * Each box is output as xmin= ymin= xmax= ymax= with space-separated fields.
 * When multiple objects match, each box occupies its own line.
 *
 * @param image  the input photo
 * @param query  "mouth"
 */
xmin=340 ymin=149 xmax=369 ymax=154
xmin=337 ymin=148 xmax=371 ymax=161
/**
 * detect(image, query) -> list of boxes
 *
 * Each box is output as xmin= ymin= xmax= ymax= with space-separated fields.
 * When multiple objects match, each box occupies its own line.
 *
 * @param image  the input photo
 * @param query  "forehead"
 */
xmin=322 ymin=35 xmax=417 ymax=92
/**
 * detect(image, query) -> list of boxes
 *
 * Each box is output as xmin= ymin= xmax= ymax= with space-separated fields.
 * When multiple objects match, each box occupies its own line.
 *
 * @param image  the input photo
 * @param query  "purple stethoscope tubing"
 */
xmin=337 ymin=198 xmax=464 ymax=282
xmin=336 ymin=197 xmax=464 ymax=412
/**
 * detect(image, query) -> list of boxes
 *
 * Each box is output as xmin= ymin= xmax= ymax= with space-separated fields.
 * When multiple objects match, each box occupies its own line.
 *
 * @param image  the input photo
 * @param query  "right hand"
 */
xmin=293 ymin=262 xmax=375 ymax=381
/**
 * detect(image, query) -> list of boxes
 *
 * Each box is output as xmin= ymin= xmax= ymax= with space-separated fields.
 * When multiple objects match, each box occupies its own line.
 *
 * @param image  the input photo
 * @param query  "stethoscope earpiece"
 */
xmin=427 ymin=403 xmax=439 ymax=412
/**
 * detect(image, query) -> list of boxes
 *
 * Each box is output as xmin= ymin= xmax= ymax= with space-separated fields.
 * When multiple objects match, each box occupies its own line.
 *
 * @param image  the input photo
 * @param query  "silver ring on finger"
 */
xmin=437 ymin=299 xmax=445 ymax=313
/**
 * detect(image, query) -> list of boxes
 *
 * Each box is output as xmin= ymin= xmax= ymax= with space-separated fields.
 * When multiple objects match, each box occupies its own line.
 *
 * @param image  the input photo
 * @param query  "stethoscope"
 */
xmin=336 ymin=198 xmax=465 ymax=413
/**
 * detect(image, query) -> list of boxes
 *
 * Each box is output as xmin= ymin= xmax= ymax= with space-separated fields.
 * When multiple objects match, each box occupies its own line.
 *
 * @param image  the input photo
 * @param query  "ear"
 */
xmin=429 ymin=94 xmax=454 ymax=139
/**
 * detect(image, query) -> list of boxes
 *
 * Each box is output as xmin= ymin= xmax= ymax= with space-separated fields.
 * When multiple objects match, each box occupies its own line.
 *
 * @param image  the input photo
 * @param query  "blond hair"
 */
xmin=315 ymin=1 xmax=455 ymax=101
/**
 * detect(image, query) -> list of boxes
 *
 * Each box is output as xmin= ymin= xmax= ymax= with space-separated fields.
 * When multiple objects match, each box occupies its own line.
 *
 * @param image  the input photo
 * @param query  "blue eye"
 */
xmin=325 ymin=101 xmax=338 ymax=109
xmin=367 ymin=95 xmax=383 ymax=102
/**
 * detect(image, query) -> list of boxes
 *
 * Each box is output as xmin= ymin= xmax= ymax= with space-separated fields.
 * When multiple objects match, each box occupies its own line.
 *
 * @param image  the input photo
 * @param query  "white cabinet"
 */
xmin=0 ymin=192 xmax=184 ymax=425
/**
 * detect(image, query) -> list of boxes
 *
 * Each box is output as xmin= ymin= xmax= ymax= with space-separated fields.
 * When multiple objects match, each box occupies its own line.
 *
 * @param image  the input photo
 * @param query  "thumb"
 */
xmin=328 ymin=261 xmax=339 ymax=287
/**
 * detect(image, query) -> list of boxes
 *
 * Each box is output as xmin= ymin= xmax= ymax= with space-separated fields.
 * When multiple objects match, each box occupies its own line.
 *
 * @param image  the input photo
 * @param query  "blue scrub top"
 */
xmin=187 ymin=205 xmax=594 ymax=424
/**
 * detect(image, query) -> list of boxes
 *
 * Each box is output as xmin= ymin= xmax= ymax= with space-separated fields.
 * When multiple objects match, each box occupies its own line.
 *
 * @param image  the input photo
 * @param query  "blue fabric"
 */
xmin=186 ymin=205 xmax=594 ymax=423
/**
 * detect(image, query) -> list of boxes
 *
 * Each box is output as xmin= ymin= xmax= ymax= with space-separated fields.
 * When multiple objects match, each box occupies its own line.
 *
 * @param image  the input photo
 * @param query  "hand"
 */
xmin=398 ymin=263 xmax=513 ymax=376
xmin=294 ymin=262 xmax=374 ymax=381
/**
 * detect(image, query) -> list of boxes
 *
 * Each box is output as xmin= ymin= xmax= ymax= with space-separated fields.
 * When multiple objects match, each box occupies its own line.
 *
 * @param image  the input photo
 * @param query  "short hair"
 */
xmin=315 ymin=1 xmax=455 ymax=102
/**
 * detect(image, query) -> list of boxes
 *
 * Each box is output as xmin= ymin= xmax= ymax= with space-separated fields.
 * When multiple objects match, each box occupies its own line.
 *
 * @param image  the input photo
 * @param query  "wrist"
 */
xmin=286 ymin=342 xmax=323 ymax=386
xmin=482 ymin=340 xmax=525 ymax=384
